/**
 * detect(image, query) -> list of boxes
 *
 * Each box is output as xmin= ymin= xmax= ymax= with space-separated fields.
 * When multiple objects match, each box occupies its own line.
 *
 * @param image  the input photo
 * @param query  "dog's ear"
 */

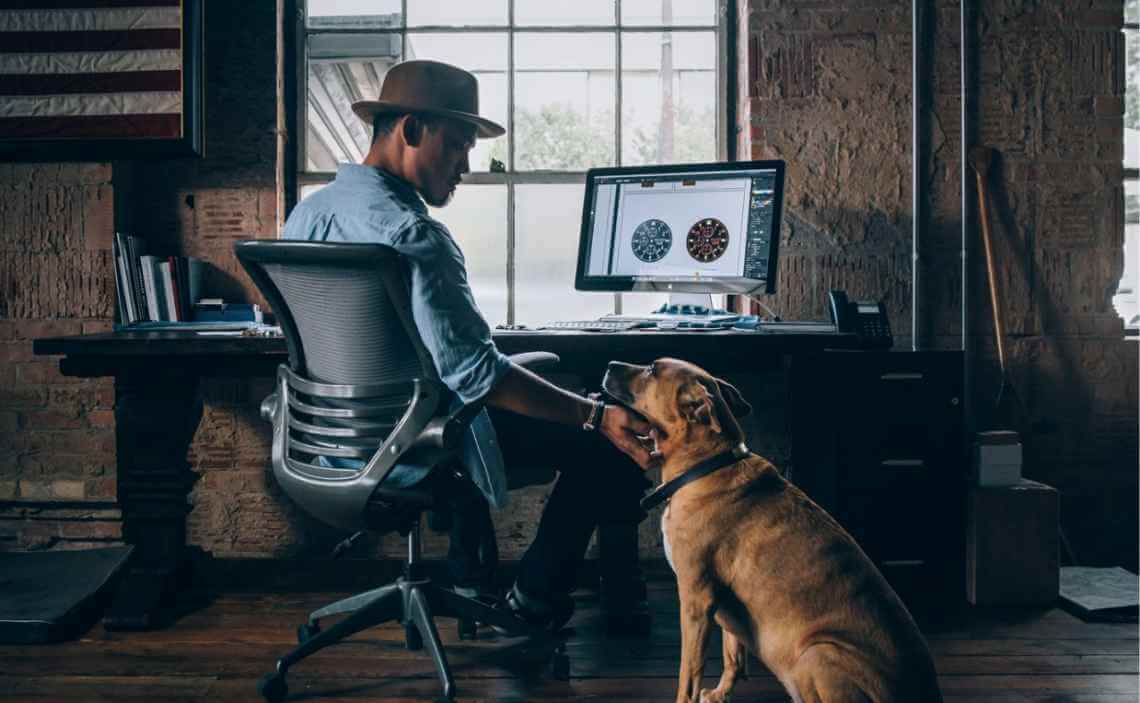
xmin=678 ymin=382 xmax=723 ymax=435
xmin=713 ymin=376 xmax=752 ymax=419
xmin=701 ymin=378 xmax=747 ymax=443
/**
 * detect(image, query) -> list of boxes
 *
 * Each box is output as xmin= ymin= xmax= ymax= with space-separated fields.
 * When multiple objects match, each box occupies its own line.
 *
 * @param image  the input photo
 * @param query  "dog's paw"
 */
xmin=698 ymin=688 xmax=730 ymax=703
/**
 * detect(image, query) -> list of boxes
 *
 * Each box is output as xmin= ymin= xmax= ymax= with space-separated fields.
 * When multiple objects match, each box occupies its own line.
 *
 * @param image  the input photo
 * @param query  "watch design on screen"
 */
xmin=630 ymin=218 xmax=673 ymax=263
xmin=686 ymin=218 xmax=729 ymax=262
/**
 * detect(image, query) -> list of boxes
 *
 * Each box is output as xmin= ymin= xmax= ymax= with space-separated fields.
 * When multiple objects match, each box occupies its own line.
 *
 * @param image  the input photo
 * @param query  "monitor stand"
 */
xmin=610 ymin=293 xmax=740 ymax=324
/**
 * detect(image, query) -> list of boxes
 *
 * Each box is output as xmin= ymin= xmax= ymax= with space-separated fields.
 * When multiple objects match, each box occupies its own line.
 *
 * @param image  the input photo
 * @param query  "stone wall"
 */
xmin=2 ymin=1 xmax=1136 ymax=569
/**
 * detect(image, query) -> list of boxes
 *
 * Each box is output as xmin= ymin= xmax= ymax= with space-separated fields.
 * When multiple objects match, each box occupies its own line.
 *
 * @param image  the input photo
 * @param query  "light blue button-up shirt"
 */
xmin=282 ymin=163 xmax=512 ymax=506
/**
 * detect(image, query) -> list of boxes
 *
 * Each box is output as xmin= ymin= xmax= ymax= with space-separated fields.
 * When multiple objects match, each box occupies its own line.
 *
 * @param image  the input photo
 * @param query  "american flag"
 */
xmin=0 ymin=0 xmax=183 ymax=140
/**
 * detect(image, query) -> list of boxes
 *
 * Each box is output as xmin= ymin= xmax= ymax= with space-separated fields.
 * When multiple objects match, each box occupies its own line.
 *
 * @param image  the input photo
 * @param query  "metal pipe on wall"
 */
xmin=960 ymin=0 xmax=973 ymax=435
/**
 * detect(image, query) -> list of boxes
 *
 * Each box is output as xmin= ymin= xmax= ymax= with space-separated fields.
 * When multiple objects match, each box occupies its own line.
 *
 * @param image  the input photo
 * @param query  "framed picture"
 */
xmin=0 ymin=0 xmax=204 ymax=161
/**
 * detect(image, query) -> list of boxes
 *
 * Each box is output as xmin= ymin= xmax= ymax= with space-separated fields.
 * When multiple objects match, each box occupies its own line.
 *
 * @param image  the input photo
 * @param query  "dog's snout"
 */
xmin=602 ymin=361 xmax=645 ymax=404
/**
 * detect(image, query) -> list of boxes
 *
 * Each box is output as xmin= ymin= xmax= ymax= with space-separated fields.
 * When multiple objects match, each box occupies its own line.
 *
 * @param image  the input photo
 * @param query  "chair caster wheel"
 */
xmin=547 ymin=648 xmax=570 ymax=680
xmin=297 ymin=622 xmax=320 ymax=644
xmin=405 ymin=623 xmax=423 ymax=651
xmin=457 ymin=617 xmax=477 ymax=640
xmin=258 ymin=672 xmax=288 ymax=703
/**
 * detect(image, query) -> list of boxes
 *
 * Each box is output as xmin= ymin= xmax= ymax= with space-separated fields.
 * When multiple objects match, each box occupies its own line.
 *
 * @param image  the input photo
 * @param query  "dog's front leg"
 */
xmin=676 ymin=587 xmax=714 ymax=703
xmin=699 ymin=628 xmax=745 ymax=702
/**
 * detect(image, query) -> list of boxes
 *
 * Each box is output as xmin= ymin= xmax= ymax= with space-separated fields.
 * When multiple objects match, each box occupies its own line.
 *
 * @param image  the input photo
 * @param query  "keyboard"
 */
xmin=538 ymin=319 xmax=652 ymax=332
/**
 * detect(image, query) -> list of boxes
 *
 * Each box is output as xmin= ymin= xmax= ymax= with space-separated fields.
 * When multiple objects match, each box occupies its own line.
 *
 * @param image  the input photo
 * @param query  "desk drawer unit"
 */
xmin=791 ymin=350 xmax=964 ymax=601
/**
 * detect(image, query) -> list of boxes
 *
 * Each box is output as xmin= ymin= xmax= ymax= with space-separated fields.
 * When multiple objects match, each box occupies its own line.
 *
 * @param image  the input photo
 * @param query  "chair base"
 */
xmin=258 ymin=573 xmax=567 ymax=702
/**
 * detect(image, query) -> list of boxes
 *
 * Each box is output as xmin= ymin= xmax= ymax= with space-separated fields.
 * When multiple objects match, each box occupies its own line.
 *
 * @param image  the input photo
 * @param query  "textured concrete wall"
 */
xmin=2 ymin=2 xmax=1136 ymax=569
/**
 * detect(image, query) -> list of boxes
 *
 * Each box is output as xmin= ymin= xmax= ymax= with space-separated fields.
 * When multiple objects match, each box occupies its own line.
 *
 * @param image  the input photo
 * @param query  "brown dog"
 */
xmin=603 ymin=358 xmax=942 ymax=703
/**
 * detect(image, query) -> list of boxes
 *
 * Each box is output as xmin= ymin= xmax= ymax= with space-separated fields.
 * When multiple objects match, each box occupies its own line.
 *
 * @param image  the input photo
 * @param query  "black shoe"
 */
xmin=491 ymin=583 xmax=575 ymax=635
xmin=601 ymin=576 xmax=651 ymax=636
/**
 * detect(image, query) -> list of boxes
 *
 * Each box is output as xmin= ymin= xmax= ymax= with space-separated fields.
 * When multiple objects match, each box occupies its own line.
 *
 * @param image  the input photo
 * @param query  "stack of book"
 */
xmin=112 ymin=232 xmax=203 ymax=325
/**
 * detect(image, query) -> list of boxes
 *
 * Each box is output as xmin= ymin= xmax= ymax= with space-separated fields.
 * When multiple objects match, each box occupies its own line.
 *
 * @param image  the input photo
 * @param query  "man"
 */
xmin=282 ymin=60 xmax=654 ymax=630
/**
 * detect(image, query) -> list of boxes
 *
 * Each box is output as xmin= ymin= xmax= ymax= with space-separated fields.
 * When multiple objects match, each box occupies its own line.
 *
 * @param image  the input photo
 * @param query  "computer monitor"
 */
xmin=575 ymin=160 xmax=785 ymax=296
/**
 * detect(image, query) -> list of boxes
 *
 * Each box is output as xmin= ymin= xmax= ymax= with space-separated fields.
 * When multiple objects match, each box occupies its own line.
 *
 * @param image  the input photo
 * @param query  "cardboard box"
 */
xmin=966 ymin=479 xmax=1059 ymax=606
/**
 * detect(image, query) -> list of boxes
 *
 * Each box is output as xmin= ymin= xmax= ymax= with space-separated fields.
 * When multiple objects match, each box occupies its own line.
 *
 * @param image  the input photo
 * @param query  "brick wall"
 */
xmin=0 ymin=163 xmax=120 ymax=550
xmin=742 ymin=0 xmax=1137 ymax=569
xmin=2 ymin=2 xmax=1136 ymax=569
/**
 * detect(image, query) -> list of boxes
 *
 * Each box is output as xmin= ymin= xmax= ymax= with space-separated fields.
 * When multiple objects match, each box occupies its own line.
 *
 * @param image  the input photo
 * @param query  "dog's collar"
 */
xmin=640 ymin=443 xmax=749 ymax=513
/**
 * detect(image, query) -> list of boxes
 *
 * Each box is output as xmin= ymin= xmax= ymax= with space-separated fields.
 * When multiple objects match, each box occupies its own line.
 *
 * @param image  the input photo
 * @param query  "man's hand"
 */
xmin=599 ymin=404 xmax=662 ymax=470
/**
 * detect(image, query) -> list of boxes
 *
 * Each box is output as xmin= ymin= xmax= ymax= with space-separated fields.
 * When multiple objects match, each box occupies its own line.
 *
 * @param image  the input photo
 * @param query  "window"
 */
xmin=297 ymin=0 xmax=731 ymax=325
xmin=1121 ymin=1 xmax=1139 ymax=332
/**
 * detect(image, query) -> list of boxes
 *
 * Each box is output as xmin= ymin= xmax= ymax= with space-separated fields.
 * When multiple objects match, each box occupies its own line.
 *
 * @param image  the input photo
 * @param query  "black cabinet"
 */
xmin=791 ymin=350 xmax=965 ymax=604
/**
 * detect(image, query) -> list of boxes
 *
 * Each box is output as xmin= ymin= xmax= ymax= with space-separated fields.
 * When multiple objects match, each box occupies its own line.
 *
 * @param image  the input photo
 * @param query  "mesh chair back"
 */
xmin=236 ymin=241 xmax=436 ymax=385
xmin=235 ymin=241 xmax=449 ymax=530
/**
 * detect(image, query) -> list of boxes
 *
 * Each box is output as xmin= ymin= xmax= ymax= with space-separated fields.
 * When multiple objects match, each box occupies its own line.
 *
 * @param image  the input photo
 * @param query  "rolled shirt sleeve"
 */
xmin=393 ymin=219 xmax=512 ymax=405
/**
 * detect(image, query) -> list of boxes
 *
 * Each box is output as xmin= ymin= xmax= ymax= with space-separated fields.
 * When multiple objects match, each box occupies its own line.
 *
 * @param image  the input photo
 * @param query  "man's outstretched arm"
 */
xmin=485 ymin=363 xmax=660 ymax=470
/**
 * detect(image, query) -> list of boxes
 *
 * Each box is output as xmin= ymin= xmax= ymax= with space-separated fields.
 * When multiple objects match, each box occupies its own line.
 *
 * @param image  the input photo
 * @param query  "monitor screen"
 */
xmin=575 ymin=160 xmax=784 ymax=295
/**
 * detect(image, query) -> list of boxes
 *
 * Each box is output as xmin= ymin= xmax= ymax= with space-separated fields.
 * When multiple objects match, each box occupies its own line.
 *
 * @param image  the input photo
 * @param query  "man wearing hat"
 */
xmin=282 ymin=60 xmax=653 ymax=632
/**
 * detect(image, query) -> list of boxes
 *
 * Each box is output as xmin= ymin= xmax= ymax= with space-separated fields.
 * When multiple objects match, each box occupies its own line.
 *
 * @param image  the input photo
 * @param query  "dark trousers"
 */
xmin=444 ymin=408 xmax=651 ymax=598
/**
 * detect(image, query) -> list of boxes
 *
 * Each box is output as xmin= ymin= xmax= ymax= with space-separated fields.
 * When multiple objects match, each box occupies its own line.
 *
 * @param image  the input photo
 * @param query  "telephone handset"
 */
xmin=828 ymin=290 xmax=893 ymax=347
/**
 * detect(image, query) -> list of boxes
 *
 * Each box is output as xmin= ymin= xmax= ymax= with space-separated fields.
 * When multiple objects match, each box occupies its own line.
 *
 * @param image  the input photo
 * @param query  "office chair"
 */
xmin=235 ymin=240 xmax=563 ymax=702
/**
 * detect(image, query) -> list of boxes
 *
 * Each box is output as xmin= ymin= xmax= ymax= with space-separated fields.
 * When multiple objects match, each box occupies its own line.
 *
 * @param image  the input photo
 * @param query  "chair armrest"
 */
xmin=509 ymin=351 xmax=560 ymax=371
xmin=260 ymin=392 xmax=280 ymax=423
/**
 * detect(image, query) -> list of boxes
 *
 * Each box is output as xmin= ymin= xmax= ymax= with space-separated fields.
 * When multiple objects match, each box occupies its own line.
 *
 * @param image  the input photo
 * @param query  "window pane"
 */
xmin=620 ymin=292 xmax=670 ymax=316
xmin=515 ymin=184 xmax=614 ymax=325
xmin=621 ymin=31 xmax=717 ymax=165
xmin=428 ymin=185 xmax=509 ymax=325
xmin=306 ymin=33 xmax=402 ymax=172
xmin=405 ymin=33 xmax=508 ymax=172
xmin=299 ymin=182 xmax=330 ymax=201
xmin=622 ymin=0 xmax=716 ymax=26
xmin=516 ymin=0 xmax=615 ymax=26
xmin=514 ymin=33 xmax=616 ymax=170
xmin=1128 ymin=0 xmax=1139 ymax=25
xmin=407 ymin=0 xmax=506 ymax=26
xmin=1127 ymin=30 xmax=1139 ymax=169
xmin=307 ymin=0 xmax=401 ymax=29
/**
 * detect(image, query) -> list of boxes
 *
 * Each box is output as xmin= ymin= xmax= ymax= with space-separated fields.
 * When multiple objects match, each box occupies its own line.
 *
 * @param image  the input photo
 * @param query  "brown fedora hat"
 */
xmin=351 ymin=59 xmax=505 ymax=139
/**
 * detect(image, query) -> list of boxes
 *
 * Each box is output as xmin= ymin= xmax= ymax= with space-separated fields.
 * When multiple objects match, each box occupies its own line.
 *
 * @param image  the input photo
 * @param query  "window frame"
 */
xmin=1123 ymin=17 xmax=1139 ymax=336
xmin=289 ymin=0 xmax=737 ymax=325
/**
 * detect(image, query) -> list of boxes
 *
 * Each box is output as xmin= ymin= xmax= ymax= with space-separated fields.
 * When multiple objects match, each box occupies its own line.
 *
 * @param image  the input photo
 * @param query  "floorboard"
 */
xmin=2 ymin=578 xmax=1136 ymax=702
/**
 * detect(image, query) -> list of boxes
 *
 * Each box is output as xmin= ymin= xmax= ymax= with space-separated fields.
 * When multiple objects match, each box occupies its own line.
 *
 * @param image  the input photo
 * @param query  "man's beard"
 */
xmin=421 ymin=185 xmax=454 ymax=208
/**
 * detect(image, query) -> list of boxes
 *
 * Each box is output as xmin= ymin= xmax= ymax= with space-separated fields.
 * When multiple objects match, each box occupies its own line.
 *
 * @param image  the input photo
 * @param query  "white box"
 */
xmin=973 ymin=434 xmax=1022 ymax=487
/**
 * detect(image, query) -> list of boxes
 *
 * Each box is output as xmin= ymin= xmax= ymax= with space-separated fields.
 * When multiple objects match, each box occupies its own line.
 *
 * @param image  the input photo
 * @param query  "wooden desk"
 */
xmin=33 ymin=328 xmax=862 ymax=629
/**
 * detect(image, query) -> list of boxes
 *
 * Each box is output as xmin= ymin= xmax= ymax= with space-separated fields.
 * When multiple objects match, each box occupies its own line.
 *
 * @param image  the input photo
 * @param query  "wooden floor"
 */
xmin=3 ymin=578 xmax=1137 ymax=702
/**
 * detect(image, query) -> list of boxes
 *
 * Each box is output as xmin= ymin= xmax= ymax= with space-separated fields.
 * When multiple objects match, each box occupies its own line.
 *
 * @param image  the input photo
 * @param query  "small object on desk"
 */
xmin=494 ymin=324 xmax=530 ymax=331
xmin=193 ymin=302 xmax=263 ymax=323
xmin=241 ymin=324 xmax=283 ymax=337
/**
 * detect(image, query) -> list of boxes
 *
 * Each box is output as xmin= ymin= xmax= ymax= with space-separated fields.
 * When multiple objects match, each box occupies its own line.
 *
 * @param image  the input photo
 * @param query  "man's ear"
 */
xmin=401 ymin=114 xmax=423 ymax=147
xmin=678 ymin=382 xmax=722 ymax=434
xmin=714 ymin=376 xmax=752 ymax=419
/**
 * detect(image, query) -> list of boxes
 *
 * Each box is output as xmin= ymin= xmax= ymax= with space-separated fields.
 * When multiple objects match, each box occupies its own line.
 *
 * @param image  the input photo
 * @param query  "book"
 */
xmin=168 ymin=256 xmax=184 ymax=321
xmin=139 ymin=255 xmax=160 ymax=322
xmin=127 ymin=235 xmax=148 ymax=322
xmin=113 ymin=233 xmax=137 ymax=324
xmin=159 ymin=260 xmax=179 ymax=322
xmin=110 ymin=239 xmax=211 ymax=328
